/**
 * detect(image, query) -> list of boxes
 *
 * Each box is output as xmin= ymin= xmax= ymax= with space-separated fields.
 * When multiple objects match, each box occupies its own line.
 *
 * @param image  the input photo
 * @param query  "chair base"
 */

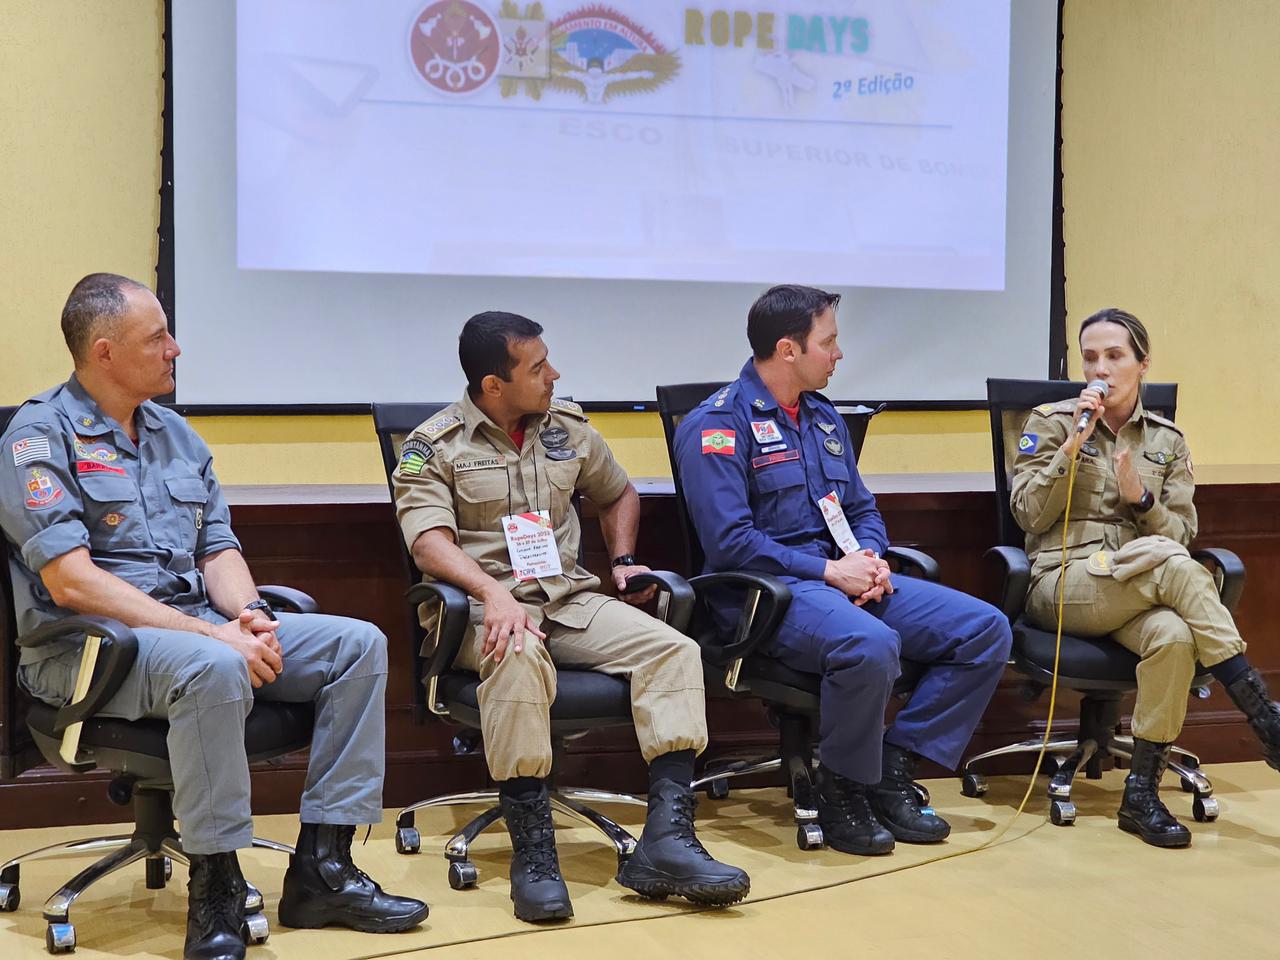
xmin=960 ymin=693 xmax=1216 ymax=826
xmin=0 ymin=786 xmax=290 ymax=954
xmin=393 ymin=786 xmax=645 ymax=890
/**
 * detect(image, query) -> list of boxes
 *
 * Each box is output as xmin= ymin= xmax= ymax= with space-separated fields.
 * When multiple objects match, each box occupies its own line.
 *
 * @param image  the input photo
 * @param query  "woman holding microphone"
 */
xmin=1009 ymin=307 xmax=1280 ymax=847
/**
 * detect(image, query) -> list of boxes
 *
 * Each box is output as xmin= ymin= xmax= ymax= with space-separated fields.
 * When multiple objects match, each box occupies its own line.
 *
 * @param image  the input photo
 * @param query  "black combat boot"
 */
xmin=1116 ymin=739 xmax=1191 ymax=848
xmin=278 ymin=824 xmax=429 ymax=932
xmin=816 ymin=764 xmax=895 ymax=856
xmin=868 ymin=743 xmax=951 ymax=843
xmin=617 ymin=779 xmax=750 ymax=905
xmin=500 ymin=786 xmax=573 ymax=922
xmin=1223 ymin=668 xmax=1280 ymax=771
xmin=184 ymin=852 xmax=247 ymax=960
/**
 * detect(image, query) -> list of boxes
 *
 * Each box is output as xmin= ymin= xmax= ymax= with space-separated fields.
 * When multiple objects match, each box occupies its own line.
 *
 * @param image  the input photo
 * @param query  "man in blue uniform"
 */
xmin=0 ymin=274 xmax=427 ymax=960
xmin=675 ymin=284 xmax=1012 ymax=854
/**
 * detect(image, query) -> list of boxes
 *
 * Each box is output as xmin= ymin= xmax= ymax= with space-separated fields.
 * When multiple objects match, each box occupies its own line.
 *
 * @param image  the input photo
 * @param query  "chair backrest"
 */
xmin=370 ymin=402 xmax=451 ymax=717
xmin=0 ymin=404 xmax=36 ymax=778
xmin=986 ymin=378 xmax=1178 ymax=547
xmin=654 ymin=382 xmax=882 ymax=574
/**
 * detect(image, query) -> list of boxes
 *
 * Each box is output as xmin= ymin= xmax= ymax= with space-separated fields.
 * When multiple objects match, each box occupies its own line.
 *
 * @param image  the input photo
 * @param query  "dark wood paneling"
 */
xmin=3 ymin=482 xmax=1277 ymax=827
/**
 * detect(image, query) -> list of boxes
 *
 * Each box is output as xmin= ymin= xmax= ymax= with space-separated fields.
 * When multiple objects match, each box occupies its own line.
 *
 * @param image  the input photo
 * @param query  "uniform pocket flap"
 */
xmin=80 ymin=476 xmax=139 ymax=503
xmin=754 ymin=463 xmax=805 ymax=493
xmin=455 ymin=468 xmax=508 ymax=504
xmin=164 ymin=477 xmax=209 ymax=503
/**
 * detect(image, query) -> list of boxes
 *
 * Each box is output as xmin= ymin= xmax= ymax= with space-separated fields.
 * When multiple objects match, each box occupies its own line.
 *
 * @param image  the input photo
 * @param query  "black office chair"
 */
xmin=655 ymin=383 xmax=939 ymax=850
xmin=371 ymin=401 xmax=695 ymax=891
xmin=0 ymin=402 xmax=319 ymax=954
xmin=959 ymin=379 xmax=1242 ymax=826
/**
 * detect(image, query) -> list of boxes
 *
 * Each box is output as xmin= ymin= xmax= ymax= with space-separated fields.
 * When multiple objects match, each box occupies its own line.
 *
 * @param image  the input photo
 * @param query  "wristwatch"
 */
xmin=611 ymin=554 xmax=638 ymax=568
xmin=244 ymin=598 xmax=275 ymax=619
xmin=1133 ymin=488 xmax=1156 ymax=514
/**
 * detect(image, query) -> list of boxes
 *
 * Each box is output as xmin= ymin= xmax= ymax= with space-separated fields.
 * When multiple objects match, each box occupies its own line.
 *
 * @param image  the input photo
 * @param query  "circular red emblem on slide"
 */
xmin=409 ymin=1 xmax=501 ymax=95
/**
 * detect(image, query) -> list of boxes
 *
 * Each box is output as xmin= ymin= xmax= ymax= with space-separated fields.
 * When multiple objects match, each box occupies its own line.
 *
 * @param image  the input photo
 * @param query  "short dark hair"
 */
xmin=1079 ymin=307 xmax=1150 ymax=362
xmin=459 ymin=311 xmax=545 ymax=397
xmin=747 ymin=284 xmax=841 ymax=360
xmin=61 ymin=273 xmax=149 ymax=363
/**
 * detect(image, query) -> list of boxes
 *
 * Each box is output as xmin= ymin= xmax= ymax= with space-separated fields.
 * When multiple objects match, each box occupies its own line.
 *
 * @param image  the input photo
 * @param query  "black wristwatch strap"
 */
xmin=611 ymin=554 xmax=637 ymax=568
xmin=244 ymin=598 xmax=275 ymax=618
xmin=1133 ymin=488 xmax=1156 ymax=514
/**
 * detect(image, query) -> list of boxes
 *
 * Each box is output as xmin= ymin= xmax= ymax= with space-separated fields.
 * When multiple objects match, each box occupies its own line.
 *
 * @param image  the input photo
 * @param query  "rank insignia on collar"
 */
xmin=752 ymin=398 xmax=766 ymax=410
xmin=817 ymin=422 xmax=837 ymax=434
xmin=79 ymin=417 xmax=94 ymax=428
xmin=1081 ymin=442 xmax=1100 ymax=458
xmin=824 ymin=437 xmax=844 ymax=456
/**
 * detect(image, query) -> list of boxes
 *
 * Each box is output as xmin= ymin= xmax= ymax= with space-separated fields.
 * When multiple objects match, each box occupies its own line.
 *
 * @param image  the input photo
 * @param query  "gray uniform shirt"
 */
xmin=0 ymin=375 xmax=240 ymax=663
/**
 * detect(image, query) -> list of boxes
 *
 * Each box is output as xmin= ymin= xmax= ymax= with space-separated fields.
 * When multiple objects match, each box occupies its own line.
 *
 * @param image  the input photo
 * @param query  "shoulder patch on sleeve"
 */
xmin=11 ymin=435 xmax=53 ymax=467
xmin=1017 ymin=433 xmax=1039 ymax=454
xmin=398 ymin=436 xmax=435 ymax=476
xmin=420 ymin=414 xmax=463 ymax=442
xmin=549 ymin=398 xmax=588 ymax=421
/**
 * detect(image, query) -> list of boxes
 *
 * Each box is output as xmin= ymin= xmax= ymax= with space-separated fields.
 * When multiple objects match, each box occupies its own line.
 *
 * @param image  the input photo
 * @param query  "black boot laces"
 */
xmin=334 ymin=826 xmax=378 ymax=889
xmin=667 ymin=791 xmax=715 ymax=862
xmin=824 ymin=776 xmax=878 ymax=825
xmin=511 ymin=802 xmax=562 ymax=882
xmin=192 ymin=859 xmax=242 ymax=936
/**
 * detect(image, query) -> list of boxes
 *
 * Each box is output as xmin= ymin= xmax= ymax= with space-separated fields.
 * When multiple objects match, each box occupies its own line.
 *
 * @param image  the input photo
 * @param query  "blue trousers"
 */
xmin=765 ymin=577 xmax=1011 ymax=784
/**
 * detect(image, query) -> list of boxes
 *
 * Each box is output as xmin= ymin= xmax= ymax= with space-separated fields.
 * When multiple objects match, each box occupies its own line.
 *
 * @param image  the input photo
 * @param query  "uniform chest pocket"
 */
xmin=752 ymin=462 xmax=808 ymax=535
xmin=455 ymin=467 xmax=510 ymax=528
xmin=544 ymin=460 xmax=580 ymax=524
xmin=164 ymin=476 xmax=209 ymax=552
xmin=80 ymin=475 xmax=142 ymax=549
xmin=1136 ymin=465 xmax=1167 ymax=503
xmin=820 ymin=456 xmax=849 ymax=488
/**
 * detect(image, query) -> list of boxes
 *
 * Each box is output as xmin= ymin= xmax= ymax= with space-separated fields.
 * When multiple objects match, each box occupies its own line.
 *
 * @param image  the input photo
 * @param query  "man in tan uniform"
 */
xmin=1010 ymin=307 xmax=1280 ymax=846
xmin=392 ymin=311 xmax=748 ymax=921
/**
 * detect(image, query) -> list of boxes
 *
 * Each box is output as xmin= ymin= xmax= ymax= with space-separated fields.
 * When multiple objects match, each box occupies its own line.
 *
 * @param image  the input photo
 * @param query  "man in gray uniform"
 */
xmin=0 ymin=274 xmax=427 ymax=960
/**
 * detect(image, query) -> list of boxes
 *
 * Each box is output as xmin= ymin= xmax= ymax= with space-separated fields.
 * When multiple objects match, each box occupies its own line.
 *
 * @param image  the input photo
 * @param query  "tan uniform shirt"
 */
xmin=1010 ymin=397 xmax=1197 ymax=581
xmin=392 ymin=392 xmax=631 ymax=632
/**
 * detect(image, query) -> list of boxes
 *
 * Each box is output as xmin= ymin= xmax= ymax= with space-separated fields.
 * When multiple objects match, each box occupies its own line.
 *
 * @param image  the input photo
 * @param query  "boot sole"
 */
xmin=616 ymin=867 xmax=750 ymax=906
xmin=1117 ymin=815 xmax=1191 ymax=848
xmin=512 ymin=901 xmax=573 ymax=923
xmin=277 ymin=901 xmax=430 ymax=933
xmin=882 ymin=822 xmax=950 ymax=844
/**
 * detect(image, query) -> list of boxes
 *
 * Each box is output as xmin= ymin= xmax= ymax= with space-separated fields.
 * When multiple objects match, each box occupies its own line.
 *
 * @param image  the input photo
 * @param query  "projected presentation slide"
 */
xmin=237 ymin=1 xmax=1011 ymax=291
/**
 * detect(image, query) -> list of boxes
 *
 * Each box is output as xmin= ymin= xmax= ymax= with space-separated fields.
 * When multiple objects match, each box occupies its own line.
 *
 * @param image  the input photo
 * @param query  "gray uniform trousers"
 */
xmin=17 ymin=611 xmax=388 ymax=854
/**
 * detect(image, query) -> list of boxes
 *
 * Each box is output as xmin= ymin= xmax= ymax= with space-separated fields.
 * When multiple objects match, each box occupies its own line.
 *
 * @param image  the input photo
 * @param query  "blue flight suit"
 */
xmin=675 ymin=359 xmax=1011 ymax=784
xmin=0 ymin=376 xmax=388 ymax=853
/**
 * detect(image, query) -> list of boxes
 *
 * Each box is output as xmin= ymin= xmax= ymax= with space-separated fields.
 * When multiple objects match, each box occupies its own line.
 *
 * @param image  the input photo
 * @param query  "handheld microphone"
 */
xmin=1075 ymin=379 xmax=1109 ymax=434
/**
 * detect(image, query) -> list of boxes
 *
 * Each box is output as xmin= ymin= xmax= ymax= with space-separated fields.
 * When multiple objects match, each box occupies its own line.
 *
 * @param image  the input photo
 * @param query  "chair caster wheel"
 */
xmin=244 ymin=884 xmax=264 ymax=914
xmin=960 ymin=773 xmax=988 ymax=798
xmin=911 ymin=782 xmax=931 ymax=807
xmin=797 ymin=823 xmax=825 ymax=850
xmin=46 ymin=922 xmax=76 ymax=954
xmin=1193 ymin=796 xmax=1219 ymax=822
xmin=1049 ymin=800 xmax=1076 ymax=826
xmin=243 ymin=912 xmax=270 ymax=945
xmin=0 ymin=881 xmax=19 ymax=912
xmin=447 ymin=860 xmax=478 ymax=890
xmin=706 ymin=778 xmax=730 ymax=801
xmin=396 ymin=827 xmax=421 ymax=855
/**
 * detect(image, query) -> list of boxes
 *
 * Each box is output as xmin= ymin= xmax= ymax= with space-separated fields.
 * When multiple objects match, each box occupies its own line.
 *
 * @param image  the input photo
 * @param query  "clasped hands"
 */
xmin=825 ymin=549 xmax=894 ymax=606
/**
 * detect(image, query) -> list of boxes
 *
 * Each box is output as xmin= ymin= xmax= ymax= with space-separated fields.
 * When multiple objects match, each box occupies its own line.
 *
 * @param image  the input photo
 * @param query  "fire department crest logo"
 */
xmin=24 ymin=469 xmax=63 ymax=510
xmin=410 ymin=1 xmax=502 ymax=95
xmin=547 ymin=5 xmax=679 ymax=103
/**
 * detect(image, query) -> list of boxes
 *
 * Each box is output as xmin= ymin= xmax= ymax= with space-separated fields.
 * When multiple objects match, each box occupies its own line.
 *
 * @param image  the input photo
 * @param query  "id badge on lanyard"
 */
xmin=818 ymin=491 xmax=861 ymax=555
xmin=502 ymin=510 xmax=563 ymax=581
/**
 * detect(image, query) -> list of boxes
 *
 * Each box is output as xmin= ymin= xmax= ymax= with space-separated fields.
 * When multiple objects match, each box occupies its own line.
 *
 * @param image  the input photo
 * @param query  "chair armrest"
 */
xmin=1192 ymin=547 xmax=1246 ymax=613
xmin=884 ymin=546 xmax=940 ymax=582
xmin=407 ymin=580 xmax=472 ymax=679
xmin=19 ymin=617 xmax=140 ymax=736
xmin=985 ymin=545 xmax=1031 ymax=622
xmin=688 ymin=571 xmax=792 ymax=666
xmin=258 ymin=585 xmax=319 ymax=615
xmin=621 ymin=570 xmax=696 ymax=633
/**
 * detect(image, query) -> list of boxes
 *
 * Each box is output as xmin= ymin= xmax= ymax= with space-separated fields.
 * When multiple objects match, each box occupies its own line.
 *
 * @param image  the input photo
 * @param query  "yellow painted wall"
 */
xmin=5 ymin=1 xmax=1271 ymax=484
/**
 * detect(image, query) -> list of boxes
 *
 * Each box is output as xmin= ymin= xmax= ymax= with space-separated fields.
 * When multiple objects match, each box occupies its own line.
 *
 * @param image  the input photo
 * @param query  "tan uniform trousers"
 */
xmin=1027 ymin=553 xmax=1245 ymax=743
xmin=453 ymin=594 xmax=708 ymax=781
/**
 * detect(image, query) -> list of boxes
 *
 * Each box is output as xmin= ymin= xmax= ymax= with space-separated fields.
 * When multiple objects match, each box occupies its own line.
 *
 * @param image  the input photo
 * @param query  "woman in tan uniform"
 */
xmin=1010 ymin=307 xmax=1280 ymax=847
